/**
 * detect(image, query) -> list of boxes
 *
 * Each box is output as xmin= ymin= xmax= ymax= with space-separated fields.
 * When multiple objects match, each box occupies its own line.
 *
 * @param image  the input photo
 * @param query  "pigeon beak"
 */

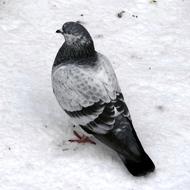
xmin=56 ymin=29 xmax=64 ymax=34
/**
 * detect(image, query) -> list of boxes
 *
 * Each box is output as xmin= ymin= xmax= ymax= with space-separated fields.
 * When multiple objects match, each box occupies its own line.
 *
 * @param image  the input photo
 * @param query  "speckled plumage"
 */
xmin=52 ymin=21 xmax=155 ymax=176
xmin=52 ymin=53 xmax=120 ymax=111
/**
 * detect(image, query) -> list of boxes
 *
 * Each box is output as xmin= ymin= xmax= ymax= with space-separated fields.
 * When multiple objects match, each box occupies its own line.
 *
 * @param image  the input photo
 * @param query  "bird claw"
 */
xmin=69 ymin=130 xmax=96 ymax=145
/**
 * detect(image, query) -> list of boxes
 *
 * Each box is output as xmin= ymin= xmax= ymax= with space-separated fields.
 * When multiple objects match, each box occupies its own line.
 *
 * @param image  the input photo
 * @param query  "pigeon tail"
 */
xmin=85 ymin=115 xmax=155 ymax=176
xmin=116 ymin=116 xmax=155 ymax=176
xmin=118 ymin=151 xmax=155 ymax=176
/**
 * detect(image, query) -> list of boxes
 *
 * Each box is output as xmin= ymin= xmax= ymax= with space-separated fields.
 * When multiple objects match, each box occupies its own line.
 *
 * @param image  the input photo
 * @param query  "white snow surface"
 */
xmin=0 ymin=0 xmax=190 ymax=189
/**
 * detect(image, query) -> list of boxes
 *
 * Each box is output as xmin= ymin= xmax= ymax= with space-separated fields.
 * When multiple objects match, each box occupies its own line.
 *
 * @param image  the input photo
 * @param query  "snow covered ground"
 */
xmin=0 ymin=0 xmax=190 ymax=189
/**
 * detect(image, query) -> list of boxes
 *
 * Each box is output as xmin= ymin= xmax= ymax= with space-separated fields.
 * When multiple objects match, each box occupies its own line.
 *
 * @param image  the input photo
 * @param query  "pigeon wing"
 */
xmin=52 ymin=55 xmax=130 ymax=134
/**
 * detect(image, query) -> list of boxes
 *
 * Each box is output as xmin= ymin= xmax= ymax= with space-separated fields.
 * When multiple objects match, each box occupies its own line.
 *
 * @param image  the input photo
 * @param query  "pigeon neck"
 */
xmin=54 ymin=41 xmax=96 ymax=66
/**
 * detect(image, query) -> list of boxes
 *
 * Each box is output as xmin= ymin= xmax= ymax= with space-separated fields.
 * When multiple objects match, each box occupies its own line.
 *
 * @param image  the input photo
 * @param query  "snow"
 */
xmin=0 ymin=0 xmax=190 ymax=189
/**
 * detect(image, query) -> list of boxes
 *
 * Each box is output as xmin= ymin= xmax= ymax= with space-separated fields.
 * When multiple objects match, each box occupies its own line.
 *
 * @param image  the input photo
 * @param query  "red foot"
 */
xmin=69 ymin=130 xmax=96 ymax=145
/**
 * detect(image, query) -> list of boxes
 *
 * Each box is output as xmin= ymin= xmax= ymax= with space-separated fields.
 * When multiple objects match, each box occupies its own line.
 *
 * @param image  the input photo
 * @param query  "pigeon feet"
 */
xmin=69 ymin=130 xmax=96 ymax=145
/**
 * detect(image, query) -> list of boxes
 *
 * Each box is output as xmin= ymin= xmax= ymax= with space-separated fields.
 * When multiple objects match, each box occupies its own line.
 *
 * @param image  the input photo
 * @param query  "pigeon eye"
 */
xmin=62 ymin=26 xmax=66 ymax=33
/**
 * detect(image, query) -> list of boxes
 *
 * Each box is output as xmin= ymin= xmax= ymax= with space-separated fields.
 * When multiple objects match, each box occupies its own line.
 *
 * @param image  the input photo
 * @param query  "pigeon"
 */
xmin=52 ymin=21 xmax=155 ymax=176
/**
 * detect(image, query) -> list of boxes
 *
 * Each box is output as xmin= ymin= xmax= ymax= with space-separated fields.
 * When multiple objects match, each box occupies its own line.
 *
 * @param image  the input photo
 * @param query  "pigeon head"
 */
xmin=56 ymin=22 xmax=93 ymax=46
xmin=55 ymin=22 xmax=96 ymax=61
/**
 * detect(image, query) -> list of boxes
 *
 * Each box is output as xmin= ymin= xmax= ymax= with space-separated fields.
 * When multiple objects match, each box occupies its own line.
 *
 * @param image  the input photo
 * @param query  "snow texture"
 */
xmin=0 ymin=0 xmax=190 ymax=189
